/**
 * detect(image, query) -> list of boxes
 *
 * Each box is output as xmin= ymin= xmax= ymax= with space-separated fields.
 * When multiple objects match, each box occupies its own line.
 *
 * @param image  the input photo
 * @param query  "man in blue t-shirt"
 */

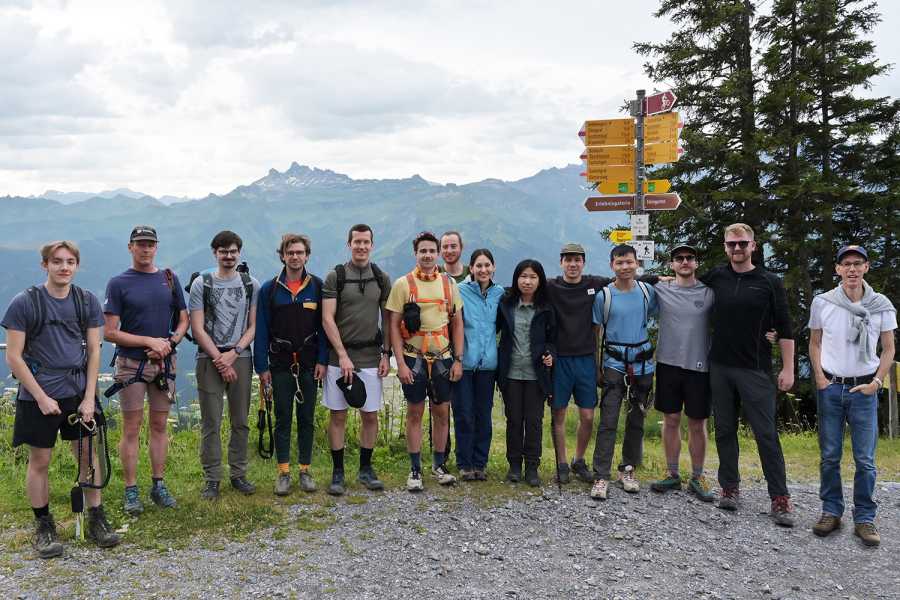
xmin=103 ymin=226 xmax=189 ymax=516
xmin=2 ymin=240 xmax=120 ymax=558
xmin=590 ymin=244 xmax=658 ymax=500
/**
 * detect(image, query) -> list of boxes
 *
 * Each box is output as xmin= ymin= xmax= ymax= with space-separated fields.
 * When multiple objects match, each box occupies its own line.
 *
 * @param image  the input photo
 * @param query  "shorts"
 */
xmin=552 ymin=355 xmax=598 ymax=410
xmin=400 ymin=354 xmax=453 ymax=405
xmin=322 ymin=366 xmax=384 ymax=412
xmin=654 ymin=362 xmax=711 ymax=419
xmin=13 ymin=396 xmax=100 ymax=449
xmin=113 ymin=356 xmax=175 ymax=412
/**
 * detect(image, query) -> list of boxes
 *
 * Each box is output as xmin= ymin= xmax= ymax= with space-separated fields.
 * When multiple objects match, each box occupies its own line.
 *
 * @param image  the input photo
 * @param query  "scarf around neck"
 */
xmin=816 ymin=281 xmax=896 ymax=363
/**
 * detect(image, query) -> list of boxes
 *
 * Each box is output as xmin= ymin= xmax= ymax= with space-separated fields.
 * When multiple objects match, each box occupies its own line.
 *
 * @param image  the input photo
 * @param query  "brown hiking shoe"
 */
xmin=718 ymin=486 xmax=740 ymax=511
xmin=854 ymin=522 xmax=880 ymax=547
xmin=87 ymin=505 xmax=122 ymax=548
xmin=812 ymin=514 xmax=841 ymax=537
xmin=33 ymin=515 xmax=63 ymax=559
xmin=770 ymin=495 xmax=795 ymax=527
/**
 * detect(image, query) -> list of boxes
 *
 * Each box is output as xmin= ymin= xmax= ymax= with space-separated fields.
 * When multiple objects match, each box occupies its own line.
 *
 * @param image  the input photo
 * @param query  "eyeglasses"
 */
xmin=725 ymin=240 xmax=751 ymax=249
xmin=839 ymin=261 xmax=866 ymax=269
xmin=672 ymin=255 xmax=696 ymax=263
xmin=216 ymin=249 xmax=240 ymax=256
xmin=284 ymin=250 xmax=307 ymax=257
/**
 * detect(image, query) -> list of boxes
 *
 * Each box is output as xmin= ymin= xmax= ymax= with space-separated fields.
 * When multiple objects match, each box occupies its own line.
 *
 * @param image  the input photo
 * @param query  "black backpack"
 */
xmin=333 ymin=262 xmax=387 ymax=350
xmin=25 ymin=284 xmax=89 ymax=346
xmin=184 ymin=263 xmax=253 ymax=341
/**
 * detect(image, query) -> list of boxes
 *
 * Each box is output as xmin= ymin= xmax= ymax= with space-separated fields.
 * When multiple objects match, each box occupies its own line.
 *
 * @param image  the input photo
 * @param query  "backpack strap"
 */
xmin=201 ymin=272 xmax=215 ymax=333
xmin=369 ymin=263 xmax=386 ymax=298
xmin=25 ymin=286 xmax=47 ymax=341
xmin=163 ymin=268 xmax=180 ymax=333
xmin=601 ymin=285 xmax=612 ymax=327
xmin=636 ymin=281 xmax=651 ymax=323
xmin=239 ymin=271 xmax=253 ymax=326
xmin=441 ymin=273 xmax=454 ymax=317
xmin=71 ymin=285 xmax=88 ymax=344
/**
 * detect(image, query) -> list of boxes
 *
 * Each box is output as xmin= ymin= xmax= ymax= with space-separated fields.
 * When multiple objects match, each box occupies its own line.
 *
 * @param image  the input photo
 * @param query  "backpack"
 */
xmin=596 ymin=281 xmax=654 ymax=372
xmin=184 ymin=263 xmax=253 ymax=343
xmin=333 ymin=262 xmax=387 ymax=350
xmin=25 ymin=284 xmax=89 ymax=345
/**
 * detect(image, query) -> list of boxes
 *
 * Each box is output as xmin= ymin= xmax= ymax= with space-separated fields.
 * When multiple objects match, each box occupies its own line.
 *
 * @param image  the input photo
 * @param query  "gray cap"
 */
xmin=130 ymin=225 xmax=158 ymax=242
xmin=669 ymin=244 xmax=698 ymax=259
xmin=560 ymin=242 xmax=586 ymax=256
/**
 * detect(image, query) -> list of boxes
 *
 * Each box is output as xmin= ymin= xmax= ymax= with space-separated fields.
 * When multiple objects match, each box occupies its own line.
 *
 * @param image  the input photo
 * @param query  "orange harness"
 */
xmin=400 ymin=270 xmax=454 ymax=375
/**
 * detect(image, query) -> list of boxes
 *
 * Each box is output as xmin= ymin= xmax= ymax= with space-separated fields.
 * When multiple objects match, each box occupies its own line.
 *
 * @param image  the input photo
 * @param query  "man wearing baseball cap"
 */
xmin=809 ymin=244 xmax=896 ymax=546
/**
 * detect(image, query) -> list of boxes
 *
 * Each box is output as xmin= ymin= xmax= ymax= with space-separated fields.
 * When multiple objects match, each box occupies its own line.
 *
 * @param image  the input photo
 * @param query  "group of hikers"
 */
xmin=3 ymin=222 xmax=895 ymax=560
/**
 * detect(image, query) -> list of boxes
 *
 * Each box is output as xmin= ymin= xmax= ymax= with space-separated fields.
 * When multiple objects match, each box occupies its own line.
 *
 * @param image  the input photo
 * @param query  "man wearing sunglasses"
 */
xmin=700 ymin=223 xmax=795 ymax=527
xmin=254 ymin=233 xmax=328 ymax=496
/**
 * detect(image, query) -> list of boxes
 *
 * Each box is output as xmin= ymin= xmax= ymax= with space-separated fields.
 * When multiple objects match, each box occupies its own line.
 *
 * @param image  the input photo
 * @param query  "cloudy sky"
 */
xmin=3 ymin=0 xmax=899 ymax=198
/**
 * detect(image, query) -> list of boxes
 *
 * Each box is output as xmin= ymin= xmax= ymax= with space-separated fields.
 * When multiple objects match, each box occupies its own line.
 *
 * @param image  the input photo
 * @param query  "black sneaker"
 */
xmin=571 ymin=458 xmax=592 ymax=483
xmin=555 ymin=462 xmax=571 ymax=484
xmin=230 ymin=476 xmax=256 ymax=496
xmin=506 ymin=463 xmax=522 ymax=483
xmin=33 ymin=514 xmax=63 ymax=559
xmin=201 ymin=480 xmax=220 ymax=500
xmin=524 ymin=464 xmax=541 ymax=488
xmin=86 ymin=505 xmax=122 ymax=548
xmin=357 ymin=466 xmax=385 ymax=491
xmin=327 ymin=470 xmax=346 ymax=496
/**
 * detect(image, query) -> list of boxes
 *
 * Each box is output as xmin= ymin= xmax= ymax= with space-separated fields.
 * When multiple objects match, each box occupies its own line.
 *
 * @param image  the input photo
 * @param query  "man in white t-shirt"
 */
xmin=808 ymin=244 xmax=896 ymax=547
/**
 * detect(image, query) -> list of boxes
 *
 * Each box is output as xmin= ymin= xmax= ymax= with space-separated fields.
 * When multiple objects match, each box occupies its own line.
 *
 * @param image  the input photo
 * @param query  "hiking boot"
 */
xmin=200 ymin=480 xmax=220 ymax=501
xmin=86 ymin=505 xmax=122 ymax=548
xmin=274 ymin=473 xmax=291 ymax=496
xmin=432 ymin=464 xmax=457 ymax=486
xmin=460 ymin=468 xmax=477 ymax=482
xmin=298 ymin=471 xmax=317 ymax=493
xmin=150 ymin=481 xmax=177 ymax=508
xmin=813 ymin=514 xmax=841 ymax=538
xmin=770 ymin=495 xmax=795 ymax=527
xmin=651 ymin=472 xmax=682 ymax=493
xmin=555 ymin=462 xmax=570 ymax=484
xmin=230 ymin=476 xmax=256 ymax=496
xmin=357 ymin=466 xmax=385 ymax=491
xmin=591 ymin=479 xmax=609 ymax=500
xmin=617 ymin=465 xmax=640 ymax=493
xmin=32 ymin=514 xmax=63 ymax=559
xmin=474 ymin=469 xmax=487 ymax=481
xmin=406 ymin=470 xmax=424 ymax=492
xmin=506 ymin=463 xmax=522 ymax=483
xmin=524 ymin=464 xmax=541 ymax=488
xmin=854 ymin=522 xmax=880 ymax=547
xmin=327 ymin=471 xmax=346 ymax=496
xmin=688 ymin=475 xmax=715 ymax=502
xmin=718 ymin=486 xmax=740 ymax=511
xmin=123 ymin=485 xmax=144 ymax=515
xmin=571 ymin=458 xmax=593 ymax=483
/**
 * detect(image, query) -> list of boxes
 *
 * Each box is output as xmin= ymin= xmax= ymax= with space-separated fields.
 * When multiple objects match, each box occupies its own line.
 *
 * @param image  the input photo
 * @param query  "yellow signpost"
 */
xmin=584 ymin=164 xmax=634 ymax=184
xmin=644 ymin=111 xmax=679 ymax=143
xmin=580 ymin=119 xmax=634 ymax=146
xmin=596 ymin=179 xmax=671 ymax=194
xmin=582 ymin=145 xmax=634 ymax=166
xmin=609 ymin=230 xmax=633 ymax=243
xmin=644 ymin=141 xmax=681 ymax=164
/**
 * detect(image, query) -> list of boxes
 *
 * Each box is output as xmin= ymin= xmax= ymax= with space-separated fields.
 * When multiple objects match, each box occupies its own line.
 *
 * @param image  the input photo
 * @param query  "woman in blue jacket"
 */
xmin=497 ymin=259 xmax=556 ymax=487
xmin=454 ymin=249 xmax=505 ymax=481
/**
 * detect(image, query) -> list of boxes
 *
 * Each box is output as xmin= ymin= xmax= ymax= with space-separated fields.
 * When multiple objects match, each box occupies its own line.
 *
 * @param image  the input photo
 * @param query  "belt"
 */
xmin=823 ymin=371 xmax=875 ymax=386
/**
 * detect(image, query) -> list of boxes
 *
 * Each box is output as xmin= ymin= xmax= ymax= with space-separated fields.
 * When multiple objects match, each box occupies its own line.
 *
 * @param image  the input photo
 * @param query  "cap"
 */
xmin=836 ymin=245 xmax=868 ymax=262
xmin=130 ymin=225 xmax=158 ymax=242
xmin=336 ymin=372 xmax=367 ymax=409
xmin=669 ymin=244 xmax=698 ymax=259
xmin=560 ymin=242 xmax=586 ymax=256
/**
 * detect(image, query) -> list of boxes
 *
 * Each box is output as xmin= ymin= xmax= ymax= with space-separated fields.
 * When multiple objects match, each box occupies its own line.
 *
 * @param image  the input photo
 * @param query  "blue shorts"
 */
xmin=401 ymin=354 xmax=453 ymax=405
xmin=552 ymin=355 xmax=598 ymax=409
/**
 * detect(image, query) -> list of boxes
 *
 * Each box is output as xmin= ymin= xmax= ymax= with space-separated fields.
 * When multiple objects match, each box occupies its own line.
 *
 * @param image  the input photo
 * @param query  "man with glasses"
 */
xmin=809 ymin=245 xmax=895 ymax=546
xmin=649 ymin=245 xmax=716 ymax=502
xmin=189 ymin=231 xmax=260 ymax=500
xmin=700 ymin=223 xmax=796 ymax=526
xmin=254 ymin=234 xmax=327 ymax=496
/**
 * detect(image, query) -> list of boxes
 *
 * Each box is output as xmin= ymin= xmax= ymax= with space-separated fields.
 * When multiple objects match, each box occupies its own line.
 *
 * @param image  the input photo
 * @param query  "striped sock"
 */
xmin=278 ymin=462 xmax=290 ymax=475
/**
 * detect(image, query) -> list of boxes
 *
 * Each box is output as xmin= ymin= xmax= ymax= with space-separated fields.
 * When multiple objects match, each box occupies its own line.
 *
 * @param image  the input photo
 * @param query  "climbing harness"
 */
xmin=257 ymin=384 xmax=274 ymax=459
xmin=68 ymin=402 xmax=111 ymax=540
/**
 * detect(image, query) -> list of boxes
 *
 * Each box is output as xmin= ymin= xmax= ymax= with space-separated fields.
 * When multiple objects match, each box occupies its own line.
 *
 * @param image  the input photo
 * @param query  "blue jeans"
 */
xmin=817 ymin=383 xmax=879 ymax=524
xmin=452 ymin=370 xmax=495 ymax=470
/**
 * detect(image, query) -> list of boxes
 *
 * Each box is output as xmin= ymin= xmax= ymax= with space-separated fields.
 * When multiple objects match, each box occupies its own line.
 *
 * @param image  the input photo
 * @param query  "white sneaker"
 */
xmin=406 ymin=471 xmax=424 ymax=492
xmin=618 ymin=465 xmax=640 ymax=493
xmin=431 ymin=464 xmax=457 ymax=486
xmin=590 ymin=479 xmax=608 ymax=500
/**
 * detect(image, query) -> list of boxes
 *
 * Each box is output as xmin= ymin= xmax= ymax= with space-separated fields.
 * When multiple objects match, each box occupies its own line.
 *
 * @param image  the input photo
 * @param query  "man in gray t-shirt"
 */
xmin=649 ymin=244 xmax=716 ymax=501
xmin=189 ymin=231 xmax=260 ymax=499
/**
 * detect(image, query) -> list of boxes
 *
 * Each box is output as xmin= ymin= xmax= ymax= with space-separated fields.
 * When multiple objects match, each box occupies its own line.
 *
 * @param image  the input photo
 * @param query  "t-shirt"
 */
xmin=547 ymin=275 xmax=612 ymax=356
xmin=442 ymin=265 xmax=470 ymax=284
xmin=385 ymin=272 xmax=463 ymax=358
xmin=593 ymin=282 xmax=658 ymax=374
xmin=1 ymin=285 xmax=104 ymax=402
xmin=103 ymin=269 xmax=187 ymax=360
xmin=654 ymin=280 xmax=714 ymax=372
xmin=322 ymin=262 xmax=392 ymax=368
xmin=189 ymin=272 xmax=261 ymax=359
xmin=808 ymin=295 xmax=897 ymax=377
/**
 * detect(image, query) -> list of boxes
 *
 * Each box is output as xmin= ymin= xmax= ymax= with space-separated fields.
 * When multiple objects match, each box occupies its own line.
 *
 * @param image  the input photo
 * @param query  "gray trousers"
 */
xmin=197 ymin=356 xmax=252 ymax=481
xmin=592 ymin=367 xmax=652 ymax=480
xmin=710 ymin=362 xmax=788 ymax=498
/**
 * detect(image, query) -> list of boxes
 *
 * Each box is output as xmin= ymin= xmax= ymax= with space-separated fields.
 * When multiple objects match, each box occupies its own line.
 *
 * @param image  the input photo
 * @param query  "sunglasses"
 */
xmin=672 ymin=255 xmax=696 ymax=263
xmin=725 ymin=240 xmax=751 ymax=249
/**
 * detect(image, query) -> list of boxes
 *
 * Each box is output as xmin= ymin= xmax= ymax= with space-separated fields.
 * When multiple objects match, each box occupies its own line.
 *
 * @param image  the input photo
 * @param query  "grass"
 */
xmin=1 ymin=382 xmax=899 ymax=552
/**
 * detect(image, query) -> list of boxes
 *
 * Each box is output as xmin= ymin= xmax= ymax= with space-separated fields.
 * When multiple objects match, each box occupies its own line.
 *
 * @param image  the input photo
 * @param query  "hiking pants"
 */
xmin=710 ymin=363 xmax=788 ymax=498
xmin=197 ymin=357 xmax=252 ymax=481
xmin=502 ymin=379 xmax=544 ymax=467
xmin=452 ymin=369 xmax=495 ymax=470
xmin=272 ymin=368 xmax=317 ymax=466
xmin=592 ymin=368 xmax=652 ymax=480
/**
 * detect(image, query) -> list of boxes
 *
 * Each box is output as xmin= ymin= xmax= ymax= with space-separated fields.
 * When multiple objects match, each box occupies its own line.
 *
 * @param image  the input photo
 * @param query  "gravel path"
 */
xmin=4 ymin=482 xmax=900 ymax=599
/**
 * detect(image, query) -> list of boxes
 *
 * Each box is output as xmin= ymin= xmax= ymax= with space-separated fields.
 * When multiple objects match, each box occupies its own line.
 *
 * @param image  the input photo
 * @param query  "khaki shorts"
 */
xmin=114 ymin=356 xmax=176 ymax=412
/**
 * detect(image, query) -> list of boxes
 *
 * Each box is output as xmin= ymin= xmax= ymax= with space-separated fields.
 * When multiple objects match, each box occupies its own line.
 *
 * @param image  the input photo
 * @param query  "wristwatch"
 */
xmin=381 ymin=349 xmax=392 ymax=357
xmin=234 ymin=345 xmax=245 ymax=355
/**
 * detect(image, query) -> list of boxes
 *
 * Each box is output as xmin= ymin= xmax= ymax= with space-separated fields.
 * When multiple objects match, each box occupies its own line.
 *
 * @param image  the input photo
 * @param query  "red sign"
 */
xmin=644 ymin=193 xmax=682 ymax=210
xmin=584 ymin=196 xmax=634 ymax=212
xmin=644 ymin=91 xmax=677 ymax=116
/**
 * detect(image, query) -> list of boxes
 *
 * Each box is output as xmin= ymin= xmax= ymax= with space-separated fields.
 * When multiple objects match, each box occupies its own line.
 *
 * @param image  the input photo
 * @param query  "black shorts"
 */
xmin=401 ymin=354 xmax=453 ymax=405
xmin=654 ymin=363 xmax=711 ymax=420
xmin=12 ymin=396 xmax=99 ymax=449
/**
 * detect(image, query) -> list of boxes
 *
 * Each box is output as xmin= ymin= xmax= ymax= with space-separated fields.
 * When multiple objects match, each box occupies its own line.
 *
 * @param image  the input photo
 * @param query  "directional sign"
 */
xmin=632 ymin=240 xmax=655 ymax=261
xmin=631 ymin=213 xmax=650 ymax=236
xmin=584 ymin=164 xmax=634 ymax=184
xmin=609 ymin=229 xmax=633 ymax=243
xmin=580 ymin=119 xmax=634 ymax=146
xmin=584 ymin=196 xmax=634 ymax=212
xmin=581 ymin=145 xmax=634 ymax=166
xmin=644 ymin=192 xmax=682 ymax=211
xmin=644 ymin=141 xmax=683 ymax=165
xmin=595 ymin=179 xmax=671 ymax=194
xmin=644 ymin=112 xmax=680 ymax=142
xmin=644 ymin=91 xmax=677 ymax=115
